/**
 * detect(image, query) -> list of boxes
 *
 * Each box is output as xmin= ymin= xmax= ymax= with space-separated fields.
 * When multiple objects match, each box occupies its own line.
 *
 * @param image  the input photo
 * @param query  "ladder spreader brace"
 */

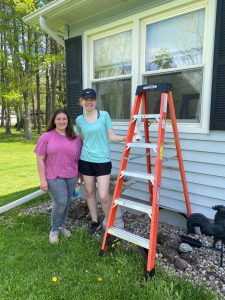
xmin=99 ymin=83 xmax=191 ymax=277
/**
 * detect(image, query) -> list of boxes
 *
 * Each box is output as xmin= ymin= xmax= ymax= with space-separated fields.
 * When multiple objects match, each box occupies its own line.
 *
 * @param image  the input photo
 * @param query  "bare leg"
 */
xmin=82 ymin=175 xmax=98 ymax=222
xmin=97 ymin=174 xmax=111 ymax=218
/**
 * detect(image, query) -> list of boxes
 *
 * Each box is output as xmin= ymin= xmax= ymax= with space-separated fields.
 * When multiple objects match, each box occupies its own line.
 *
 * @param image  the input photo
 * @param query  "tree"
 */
xmin=0 ymin=0 xmax=66 ymax=137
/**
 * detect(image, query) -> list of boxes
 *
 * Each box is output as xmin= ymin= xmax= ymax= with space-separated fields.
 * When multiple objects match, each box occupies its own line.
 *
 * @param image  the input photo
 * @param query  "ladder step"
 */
xmin=133 ymin=114 xmax=160 ymax=119
xmin=127 ymin=142 xmax=157 ymax=149
xmin=114 ymin=198 xmax=152 ymax=216
xmin=108 ymin=226 xmax=149 ymax=249
xmin=121 ymin=171 xmax=154 ymax=183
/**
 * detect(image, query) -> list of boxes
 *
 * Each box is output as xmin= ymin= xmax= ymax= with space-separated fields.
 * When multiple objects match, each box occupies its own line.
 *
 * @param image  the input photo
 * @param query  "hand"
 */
xmin=132 ymin=133 xmax=141 ymax=142
xmin=78 ymin=174 xmax=84 ymax=184
xmin=121 ymin=136 xmax=126 ymax=142
xmin=40 ymin=180 xmax=48 ymax=192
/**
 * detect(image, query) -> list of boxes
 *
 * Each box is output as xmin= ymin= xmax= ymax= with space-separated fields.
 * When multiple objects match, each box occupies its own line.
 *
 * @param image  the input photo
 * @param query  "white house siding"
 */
xmin=110 ymin=129 xmax=225 ymax=220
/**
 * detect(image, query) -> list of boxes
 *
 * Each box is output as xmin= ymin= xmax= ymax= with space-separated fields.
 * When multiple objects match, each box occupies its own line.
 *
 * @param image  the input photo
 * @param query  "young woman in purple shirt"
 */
xmin=35 ymin=109 xmax=82 ymax=244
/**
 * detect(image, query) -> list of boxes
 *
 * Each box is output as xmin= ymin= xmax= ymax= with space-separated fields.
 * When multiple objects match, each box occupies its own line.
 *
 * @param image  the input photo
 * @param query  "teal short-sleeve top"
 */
xmin=75 ymin=111 xmax=112 ymax=163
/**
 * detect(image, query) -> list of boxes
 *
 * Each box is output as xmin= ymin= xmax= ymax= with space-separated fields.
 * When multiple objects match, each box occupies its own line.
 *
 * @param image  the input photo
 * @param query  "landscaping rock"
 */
xmin=180 ymin=252 xmax=198 ymax=266
xmin=174 ymin=256 xmax=188 ymax=270
xmin=179 ymin=243 xmax=193 ymax=253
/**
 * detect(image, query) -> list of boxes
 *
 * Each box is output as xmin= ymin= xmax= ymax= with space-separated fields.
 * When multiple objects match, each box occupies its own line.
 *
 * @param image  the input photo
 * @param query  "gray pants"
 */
xmin=47 ymin=177 xmax=77 ymax=231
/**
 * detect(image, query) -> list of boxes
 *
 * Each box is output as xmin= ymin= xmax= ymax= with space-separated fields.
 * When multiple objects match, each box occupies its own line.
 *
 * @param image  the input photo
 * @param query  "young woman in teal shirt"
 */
xmin=76 ymin=88 xmax=126 ymax=234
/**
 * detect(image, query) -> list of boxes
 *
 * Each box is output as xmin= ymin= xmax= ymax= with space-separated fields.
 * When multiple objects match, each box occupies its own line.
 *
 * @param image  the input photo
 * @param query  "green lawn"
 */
xmin=0 ymin=127 xmax=41 ymax=206
xmin=0 ymin=127 xmax=219 ymax=299
xmin=0 ymin=214 xmax=218 ymax=300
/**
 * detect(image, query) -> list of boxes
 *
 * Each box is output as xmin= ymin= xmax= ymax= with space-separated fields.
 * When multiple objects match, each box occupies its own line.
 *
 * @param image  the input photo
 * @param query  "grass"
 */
xmin=0 ymin=127 xmax=219 ymax=299
xmin=0 ymin=127 xmax=41 ymax=206
xmin=0 ymin=214 xmax=218 ymax=300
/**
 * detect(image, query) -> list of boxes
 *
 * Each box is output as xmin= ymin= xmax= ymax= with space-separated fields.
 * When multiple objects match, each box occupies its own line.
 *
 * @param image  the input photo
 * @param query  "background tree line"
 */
xmin=0 ymin=0 xmax=66 ymax=139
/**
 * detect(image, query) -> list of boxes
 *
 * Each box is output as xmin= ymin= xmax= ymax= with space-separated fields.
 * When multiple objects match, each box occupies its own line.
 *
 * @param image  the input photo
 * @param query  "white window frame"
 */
xmin=83 ymin=0 xmax=216 ymax=133
xmin=83 ymin=23 xmax=133 ymax=124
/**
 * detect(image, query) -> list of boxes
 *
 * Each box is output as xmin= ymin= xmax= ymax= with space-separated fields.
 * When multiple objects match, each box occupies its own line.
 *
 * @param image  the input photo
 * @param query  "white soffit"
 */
xmin=23 ymin=0 xmax=165 ymax=36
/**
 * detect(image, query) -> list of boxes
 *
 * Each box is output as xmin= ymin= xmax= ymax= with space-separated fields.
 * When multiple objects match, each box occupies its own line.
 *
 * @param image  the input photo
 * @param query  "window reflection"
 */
xmin=146 ymin=10 xmax=204 ymax=71
xmin=145 ymin=69 xmax=202 ymax=121
xmin=93 ymin=79 xmax=131 ymax=119
xmin=93 ymin=30 xmax=132 ymax=79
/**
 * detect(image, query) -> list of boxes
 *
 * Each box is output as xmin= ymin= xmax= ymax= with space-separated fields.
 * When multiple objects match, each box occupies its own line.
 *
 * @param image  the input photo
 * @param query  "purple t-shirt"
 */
xmin=34 ymin=129 xmax=82 ymax=179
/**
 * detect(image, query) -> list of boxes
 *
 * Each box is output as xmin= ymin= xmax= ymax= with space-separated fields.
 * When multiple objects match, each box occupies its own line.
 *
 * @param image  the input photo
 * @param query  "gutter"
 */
xmin=39 ymin=15 xmax=65 ymax=48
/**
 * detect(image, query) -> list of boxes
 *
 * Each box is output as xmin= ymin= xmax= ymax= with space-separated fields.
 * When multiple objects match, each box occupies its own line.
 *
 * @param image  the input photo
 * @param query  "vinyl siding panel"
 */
xmin=110 ymin=129 xmax=225 ymax=220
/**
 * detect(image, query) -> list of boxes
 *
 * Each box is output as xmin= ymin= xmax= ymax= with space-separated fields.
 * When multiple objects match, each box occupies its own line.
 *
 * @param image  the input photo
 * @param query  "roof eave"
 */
xmin=22 ymin=0 xmax=72 ymax=27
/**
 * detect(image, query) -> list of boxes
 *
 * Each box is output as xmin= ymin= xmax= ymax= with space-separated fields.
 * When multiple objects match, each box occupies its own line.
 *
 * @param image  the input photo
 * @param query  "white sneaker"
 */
xmin=49 ymin=231 xmax=59 ymax=244
xmin=60 ymin=227 xmax=71 ymax=238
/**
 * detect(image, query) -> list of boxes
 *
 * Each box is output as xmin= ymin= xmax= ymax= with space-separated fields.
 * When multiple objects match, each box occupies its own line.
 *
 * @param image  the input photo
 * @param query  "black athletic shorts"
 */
xmin=78 ymin=159 xmax=112 ymax=177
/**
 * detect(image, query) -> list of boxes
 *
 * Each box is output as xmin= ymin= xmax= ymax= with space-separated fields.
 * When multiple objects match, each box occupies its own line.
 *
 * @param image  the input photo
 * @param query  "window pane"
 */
xmin=93 ymin=79 xmax=131 ymax=119
xmin=146 ymin=10 xmax=204 ymax=71
xmin=93 ymin=30 xmax=132 ymax=79
xmin=145 ymin=69 xmax=203 ymax=122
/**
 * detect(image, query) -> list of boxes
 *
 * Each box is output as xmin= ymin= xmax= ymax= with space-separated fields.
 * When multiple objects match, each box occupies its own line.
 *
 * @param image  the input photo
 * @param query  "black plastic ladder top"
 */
xmin=136 ymin=83 xmax=172 ymax=95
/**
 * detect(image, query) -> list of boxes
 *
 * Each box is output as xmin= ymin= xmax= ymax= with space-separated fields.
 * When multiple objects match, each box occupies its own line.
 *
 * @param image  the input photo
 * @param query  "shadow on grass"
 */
xmin=0 ymin=186 xmax=48 ymax=213
xmin=0 ymin=129 xmax=40 ymax=144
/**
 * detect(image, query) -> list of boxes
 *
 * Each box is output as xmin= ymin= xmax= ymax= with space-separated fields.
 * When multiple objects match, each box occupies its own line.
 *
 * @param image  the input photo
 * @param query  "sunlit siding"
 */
xmin=110 ymin=130 xmax=225 ymax=220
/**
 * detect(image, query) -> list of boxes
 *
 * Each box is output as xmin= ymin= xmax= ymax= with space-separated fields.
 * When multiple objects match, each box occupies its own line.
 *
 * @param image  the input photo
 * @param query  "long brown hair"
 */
xmin=46 ymin=109 xmax=76 ymax=140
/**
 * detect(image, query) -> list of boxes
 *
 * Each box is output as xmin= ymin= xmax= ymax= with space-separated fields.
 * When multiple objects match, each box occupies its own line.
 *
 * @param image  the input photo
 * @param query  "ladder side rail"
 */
xmin=168 ymin=91 xmax=191 ymax=216
xmin=142 ymin=92 xmax=153 ymax=204
xmin=147 ymin=92 xmax=168 ymax=272
xmin=100 ymin=94 xmax=142 ymax=252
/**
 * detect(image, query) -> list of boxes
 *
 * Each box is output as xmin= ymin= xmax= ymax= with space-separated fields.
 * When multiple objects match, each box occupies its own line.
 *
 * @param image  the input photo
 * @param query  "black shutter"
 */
xmin=210 ymin=0 xmax=225 ymax=130
xmin=65 ymin=36 xmax=82 ymax=121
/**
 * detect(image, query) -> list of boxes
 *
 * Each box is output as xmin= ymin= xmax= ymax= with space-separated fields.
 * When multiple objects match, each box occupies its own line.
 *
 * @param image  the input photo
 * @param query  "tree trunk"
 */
xmin=14 ymin=104 xmax=21 ymax=131
xmin=23 ymin=92 xmax=32 ymax=139
xmin=57 ymin=57 xmax=67 ymax=109
xmin=21 ymin=25 xmax=32 ymax=139
xmin=19 ymin=102 xmax=24 ymax=129
xmin=36 ymin=72 xmax=42 ymax=133
xmin=1 ymin=105 xmax=5 ymax=127
xmin=32 ymin=92 xmax=37 ymax=130
xmin=45 ymin=34 xmax=51 ymax=125
xmin=51 ymin=62 xmax=56 ymax=113
xmin=50 ymin=39 xmax=56 ymax=113
xmin=35 ymin=32 xmax=42 ymax=134
xmin=5 ymin=104 xmax=11 ymax=134
xmin=46 ymin=70 xmax=51 ymax=126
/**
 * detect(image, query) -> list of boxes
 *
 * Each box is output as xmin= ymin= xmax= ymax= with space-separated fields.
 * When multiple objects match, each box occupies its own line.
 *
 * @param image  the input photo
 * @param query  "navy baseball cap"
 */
xmin=81 ymin=88 xmax=96 ymax=99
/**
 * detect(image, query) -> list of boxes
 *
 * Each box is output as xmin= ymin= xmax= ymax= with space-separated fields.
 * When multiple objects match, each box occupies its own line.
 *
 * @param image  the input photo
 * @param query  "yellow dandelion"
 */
xmin=52 ymin=276 xmax=58 ymax=283
xmin=97 ymin=277 xmax=103 ymax=282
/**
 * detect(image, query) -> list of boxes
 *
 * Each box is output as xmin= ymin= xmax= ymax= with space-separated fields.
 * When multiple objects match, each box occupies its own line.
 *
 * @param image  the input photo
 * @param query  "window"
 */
xmin=84 ymin=1 xmax=215 ymax=130
xmin=93 ymin=31 xmax=132 ymax=79
xmin=143 ymin=9 xmax=205 ymax=122
xmin=91 ymin=29 xmax=132 ymax=119
xmin=146 ymin=69 xmax=203 ymax=121
xmin=94 ymin=79 xmax=131 ymax=119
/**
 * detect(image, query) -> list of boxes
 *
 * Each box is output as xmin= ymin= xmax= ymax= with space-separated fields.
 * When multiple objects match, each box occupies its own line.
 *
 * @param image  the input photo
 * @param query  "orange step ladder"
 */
xmin=100 ymin=83 xmax=191 ymax=277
